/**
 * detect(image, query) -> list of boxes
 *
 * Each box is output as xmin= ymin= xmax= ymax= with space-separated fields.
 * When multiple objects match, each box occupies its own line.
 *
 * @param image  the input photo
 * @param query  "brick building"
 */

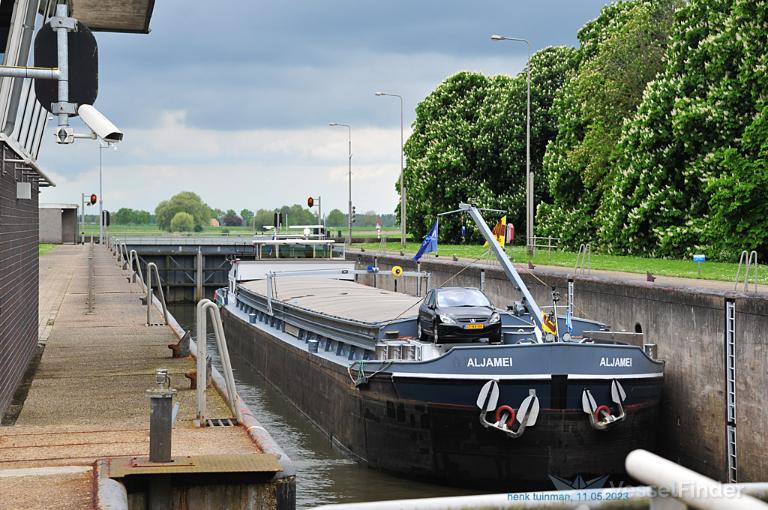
xmin=0 ymin=0 xmax=154 ymax=417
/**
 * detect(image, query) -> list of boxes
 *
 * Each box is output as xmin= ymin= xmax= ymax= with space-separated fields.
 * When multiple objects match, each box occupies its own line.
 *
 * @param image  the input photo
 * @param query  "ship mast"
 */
xmin=459 ymin=203 xmax=547 ymax=339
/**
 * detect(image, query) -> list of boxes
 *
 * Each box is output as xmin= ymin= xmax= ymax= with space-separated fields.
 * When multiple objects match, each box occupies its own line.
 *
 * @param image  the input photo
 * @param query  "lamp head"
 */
xmin=329 ymin=122 xmax=338 ymax=126
xmin=491 ymin=34 xmax=505 ymax=41
xmin=375 ymin=91 xmax=385 ymax=96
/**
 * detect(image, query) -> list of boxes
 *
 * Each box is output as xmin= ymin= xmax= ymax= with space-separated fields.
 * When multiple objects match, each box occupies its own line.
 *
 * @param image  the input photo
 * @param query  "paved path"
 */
xmin=0 ymin=244 xmax=268 ymax=509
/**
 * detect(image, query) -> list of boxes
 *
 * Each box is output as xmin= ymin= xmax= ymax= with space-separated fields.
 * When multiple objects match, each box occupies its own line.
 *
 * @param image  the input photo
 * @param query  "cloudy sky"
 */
xmin=38 ymin=0 xmax=610 ymax=216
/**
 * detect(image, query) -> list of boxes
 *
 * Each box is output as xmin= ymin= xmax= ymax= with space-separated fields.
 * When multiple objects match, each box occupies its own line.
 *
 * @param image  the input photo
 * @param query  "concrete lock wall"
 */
xmin=0 ymin=142 xmax=40 ymax=418
xmin=349 ymin=252 xmax=768 ymax=483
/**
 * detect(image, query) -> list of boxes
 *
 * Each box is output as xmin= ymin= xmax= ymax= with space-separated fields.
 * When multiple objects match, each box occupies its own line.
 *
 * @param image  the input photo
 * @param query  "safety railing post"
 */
xmin=146 ymin=262 xmax=169 ymax=326
xmin=127 ymin=250 xmax=145 ymax=294
xmin=195 ymin=299 xmax=242 ymax=426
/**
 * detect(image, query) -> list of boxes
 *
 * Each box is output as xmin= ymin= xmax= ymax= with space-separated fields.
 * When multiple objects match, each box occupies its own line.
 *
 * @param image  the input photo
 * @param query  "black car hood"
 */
xmin=439 ymin=306 xmax=494 ymax=319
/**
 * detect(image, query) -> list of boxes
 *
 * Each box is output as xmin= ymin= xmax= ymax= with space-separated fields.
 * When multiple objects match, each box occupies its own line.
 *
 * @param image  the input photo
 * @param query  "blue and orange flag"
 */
xmin=413 ymin=220 xmax=438 ymax=261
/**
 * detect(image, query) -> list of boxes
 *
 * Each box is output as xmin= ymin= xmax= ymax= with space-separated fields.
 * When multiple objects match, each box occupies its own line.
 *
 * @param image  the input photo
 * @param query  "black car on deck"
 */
xmin=417 ymin=287 xmax=501 ymax=343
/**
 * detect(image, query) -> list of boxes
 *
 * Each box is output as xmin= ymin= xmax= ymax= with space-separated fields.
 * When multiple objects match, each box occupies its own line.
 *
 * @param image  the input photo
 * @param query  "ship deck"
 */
xmin=239 ymin=278 xmax=422 ymax=324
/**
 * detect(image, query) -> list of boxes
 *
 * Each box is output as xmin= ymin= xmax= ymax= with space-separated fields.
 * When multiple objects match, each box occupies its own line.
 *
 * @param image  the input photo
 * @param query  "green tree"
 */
xmin=112 ymin=208 xmax=151 ymax=224
xmin=170 ymin=211 xmax=195 ymax=232
xmin=253 ymin=209 xmax=274 ymax=231
xmin=601 ymin=0 xmax=768 ymax=258
xmin=113 ymin=208 xmax=134 ymax=225
xmin=537 ymin=0 xmax=679 ymax=250
xmin=240 ymin=209 xmax=254 ymax=228
xmin=279 ymin=204 xmax=315 ymax=226
xmin=326 ymin=208 xmax=346 ymax=227
xmin=403 ymin=47 xmax=578 ymax=243
xmin=155 ymin=192 xmax=211 ymax=231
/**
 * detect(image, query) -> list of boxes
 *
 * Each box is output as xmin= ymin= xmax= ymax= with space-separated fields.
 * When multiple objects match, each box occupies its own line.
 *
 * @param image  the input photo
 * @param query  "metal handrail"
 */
xmin=145 ymin=262 xmax=169 ymax=326
xmin=575 ymin=243 xmax=591 ymax=274
xmin=196 ymin=299 xmax=242 ymax=425
xmin=127 ymin=249 xmax=145 ymax=293
xmin=735 ymin=250 xmax=759 ymax=292
xmin=531 ymin=235 xmax=559 ymax=256
xmin=118 ymin=242 xmax=129 ymax=269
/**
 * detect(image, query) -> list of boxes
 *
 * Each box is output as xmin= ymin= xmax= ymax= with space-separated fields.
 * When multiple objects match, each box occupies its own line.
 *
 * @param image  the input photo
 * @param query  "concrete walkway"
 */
xmin=0 ymin=244 xmax=269 ymax=509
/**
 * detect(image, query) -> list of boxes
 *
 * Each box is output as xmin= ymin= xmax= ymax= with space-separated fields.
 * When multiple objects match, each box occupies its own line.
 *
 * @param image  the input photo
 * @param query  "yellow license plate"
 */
xmin=465 ymin=323 xmax=484 ymax=330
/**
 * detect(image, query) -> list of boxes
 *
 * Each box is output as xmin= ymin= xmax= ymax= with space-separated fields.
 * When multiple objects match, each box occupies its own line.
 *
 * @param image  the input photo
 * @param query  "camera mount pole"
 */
xmin=0 ymin=3 xmax=78 ymax=142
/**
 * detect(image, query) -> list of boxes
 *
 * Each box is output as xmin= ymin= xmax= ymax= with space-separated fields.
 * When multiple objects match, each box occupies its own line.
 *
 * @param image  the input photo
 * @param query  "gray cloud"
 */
xmin=87 ymin=0 xmax=608 ymax=131
xmin=38 ymin=0 xmax=611 ymax=213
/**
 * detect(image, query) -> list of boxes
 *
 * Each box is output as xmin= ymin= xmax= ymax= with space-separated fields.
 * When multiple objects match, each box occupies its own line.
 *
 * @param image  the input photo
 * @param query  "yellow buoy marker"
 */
xmin=391 ymin=266 xmax=403 ymax=278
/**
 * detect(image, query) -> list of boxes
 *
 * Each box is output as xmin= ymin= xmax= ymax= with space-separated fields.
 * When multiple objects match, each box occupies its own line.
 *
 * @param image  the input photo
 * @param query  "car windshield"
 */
xmin=436 ymin=289 xmax=490 ymax=308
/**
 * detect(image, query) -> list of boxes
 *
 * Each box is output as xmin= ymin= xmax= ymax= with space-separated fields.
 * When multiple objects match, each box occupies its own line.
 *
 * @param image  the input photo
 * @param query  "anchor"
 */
xmin=581 ymin=379 xmax=627 ymax=431
xmin=476 ymin=380 xmax=540 ymax=438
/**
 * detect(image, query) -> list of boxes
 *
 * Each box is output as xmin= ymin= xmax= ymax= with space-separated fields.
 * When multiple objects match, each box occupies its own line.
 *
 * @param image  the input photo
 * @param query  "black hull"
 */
xmin=222 ymin=307 xmax=660 ymax=490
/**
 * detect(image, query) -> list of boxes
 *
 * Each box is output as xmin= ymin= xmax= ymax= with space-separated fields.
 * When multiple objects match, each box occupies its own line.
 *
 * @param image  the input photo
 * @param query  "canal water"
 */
xmin=169 ymin=304 xmax=476 ymax=509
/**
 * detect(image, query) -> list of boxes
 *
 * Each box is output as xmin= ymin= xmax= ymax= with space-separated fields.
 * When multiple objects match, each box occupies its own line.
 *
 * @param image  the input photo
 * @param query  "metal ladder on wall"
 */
xmin=726 ymin=299 xmax=737 ymax=483
xmin=575 ymin=243 xmax=591 ymax=274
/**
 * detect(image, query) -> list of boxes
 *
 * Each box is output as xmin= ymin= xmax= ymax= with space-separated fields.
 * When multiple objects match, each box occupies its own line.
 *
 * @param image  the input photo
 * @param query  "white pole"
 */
xmin=99 ymin=145 xmax=103 ymax=245
xmin=375 ymin=92 xmax=407 ymax=248
xmin=490 ymin=36 xmax=532 ymax=255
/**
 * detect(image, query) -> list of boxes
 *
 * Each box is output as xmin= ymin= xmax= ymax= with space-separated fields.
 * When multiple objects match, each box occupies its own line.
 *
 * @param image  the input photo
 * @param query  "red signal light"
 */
xmin=307 ymin=196 xmax=314 ymax=208
xmin=90 ymin=194 xmax=97 ymax=205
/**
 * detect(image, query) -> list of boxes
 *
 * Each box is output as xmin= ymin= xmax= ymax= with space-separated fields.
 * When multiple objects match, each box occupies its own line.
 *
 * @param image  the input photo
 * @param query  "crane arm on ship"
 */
xmin=458 ymin=202 xmax=547 ymax=341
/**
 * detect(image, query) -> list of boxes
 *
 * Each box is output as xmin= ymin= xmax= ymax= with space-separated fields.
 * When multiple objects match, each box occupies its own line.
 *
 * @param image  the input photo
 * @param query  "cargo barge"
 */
xmin=219 ymin=204 xmax=664 ymax=489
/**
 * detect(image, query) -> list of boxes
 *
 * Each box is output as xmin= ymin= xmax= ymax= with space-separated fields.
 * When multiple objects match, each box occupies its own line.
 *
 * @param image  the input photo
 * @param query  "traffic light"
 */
xmin=351 ymin=205 xmax=356 ymax=224
xmin=102 ymin=210 xmax=110 ymax=227
xmin=90 ymin=193 xmax=97 ymax=205
xmin=307 ymin=196 xmax=314 ymax=208
xmin=273 ymin=212 xmax=282 ymax=229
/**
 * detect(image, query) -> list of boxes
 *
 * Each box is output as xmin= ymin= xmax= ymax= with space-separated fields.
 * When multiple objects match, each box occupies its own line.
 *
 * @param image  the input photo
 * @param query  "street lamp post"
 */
xmin=329 ymin=123 xmax=352 ymax=244
xmin=491 ymin=34 xmax=533 ymax=255
xmin=99 ymin=142 xmax=104 ymax=245
xmin=375 ymin=91 xmax=406 ymax=249
xmin=98 ymin=141 xmax=116 ymax=245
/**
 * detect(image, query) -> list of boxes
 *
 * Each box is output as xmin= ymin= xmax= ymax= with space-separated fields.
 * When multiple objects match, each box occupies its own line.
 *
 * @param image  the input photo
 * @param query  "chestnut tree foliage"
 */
xmin=536 ymin=0 xmax=679 ymax=250
xmin=401 ymin=47 xmax=578 ymax=243
xmin=404 ymin=0 xmax=767 ymax=259
xmin=600 ymin=0 xmax=768 ymax=259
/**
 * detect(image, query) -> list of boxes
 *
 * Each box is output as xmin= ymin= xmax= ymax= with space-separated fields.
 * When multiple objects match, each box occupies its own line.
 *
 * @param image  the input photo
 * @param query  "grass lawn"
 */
xmin=38 ymin=244 xmax=56 ymax=256
xmin=356 ymin=241 xmax=765 ymax=285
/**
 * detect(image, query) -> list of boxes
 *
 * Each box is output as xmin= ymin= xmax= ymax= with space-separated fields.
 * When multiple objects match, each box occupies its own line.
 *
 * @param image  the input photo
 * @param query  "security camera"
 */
xmin=77 ymin=104 xmax=123 ymax=143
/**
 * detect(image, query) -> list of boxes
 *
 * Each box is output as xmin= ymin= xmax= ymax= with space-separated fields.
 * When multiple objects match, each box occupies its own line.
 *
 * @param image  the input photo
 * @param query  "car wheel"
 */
xmin=417 ymin=321 xmax=427 ymax=341
xmin=433 ymin=321 xmax=439 ymax=343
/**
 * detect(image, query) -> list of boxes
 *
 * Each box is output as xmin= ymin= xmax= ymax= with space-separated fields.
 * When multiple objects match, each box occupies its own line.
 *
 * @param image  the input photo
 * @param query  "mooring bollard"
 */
xmin=146 ymin=368 xmax=176 ymax=463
